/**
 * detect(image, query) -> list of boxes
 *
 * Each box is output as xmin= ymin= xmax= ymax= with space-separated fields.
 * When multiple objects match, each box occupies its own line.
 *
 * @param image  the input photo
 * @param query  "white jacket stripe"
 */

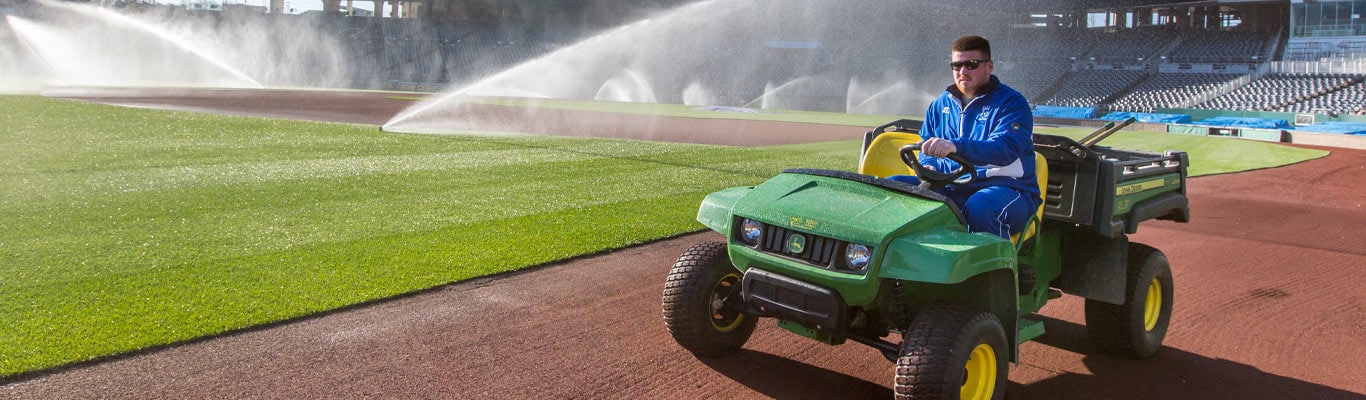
xmin=983 ymin=158 xmax=1025 ymax=179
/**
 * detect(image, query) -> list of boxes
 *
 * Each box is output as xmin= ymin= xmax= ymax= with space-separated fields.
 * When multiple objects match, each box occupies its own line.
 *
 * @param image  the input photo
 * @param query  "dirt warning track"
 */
xmin=6 ymin=89 xmax=1364 ymax=399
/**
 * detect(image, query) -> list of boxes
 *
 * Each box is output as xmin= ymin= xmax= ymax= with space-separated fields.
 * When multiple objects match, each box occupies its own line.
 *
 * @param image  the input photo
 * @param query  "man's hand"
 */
xmin=921 ymin=137 xmax=958 ymax=158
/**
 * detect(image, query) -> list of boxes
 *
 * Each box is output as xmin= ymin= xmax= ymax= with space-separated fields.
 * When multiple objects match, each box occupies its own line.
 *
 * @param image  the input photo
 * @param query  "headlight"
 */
xmin=845 ymin=244 xmax=871 ymax=271
xmin=740 ymin=219 xmax=763 ymax=245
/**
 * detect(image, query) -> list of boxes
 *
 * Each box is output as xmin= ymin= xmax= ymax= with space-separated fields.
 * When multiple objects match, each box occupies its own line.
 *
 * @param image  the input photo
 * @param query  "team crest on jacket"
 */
xmin=977 ymin=108 xmax=991 ymax=122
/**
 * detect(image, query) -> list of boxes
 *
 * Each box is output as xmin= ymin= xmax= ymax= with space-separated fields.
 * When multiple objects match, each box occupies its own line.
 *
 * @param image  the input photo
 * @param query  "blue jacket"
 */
xmin=919 ymin=75 xmax=1040 ymax=199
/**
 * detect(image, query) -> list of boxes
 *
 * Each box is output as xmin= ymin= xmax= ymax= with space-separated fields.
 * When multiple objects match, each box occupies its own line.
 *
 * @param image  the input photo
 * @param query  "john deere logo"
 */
xmin=786 ymin=234 xmax=806 ymax=254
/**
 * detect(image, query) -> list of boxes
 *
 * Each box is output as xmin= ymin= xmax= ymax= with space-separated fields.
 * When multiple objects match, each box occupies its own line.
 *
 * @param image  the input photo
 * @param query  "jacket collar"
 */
xmin=946 ymin=75 xmax=1000 ymax=103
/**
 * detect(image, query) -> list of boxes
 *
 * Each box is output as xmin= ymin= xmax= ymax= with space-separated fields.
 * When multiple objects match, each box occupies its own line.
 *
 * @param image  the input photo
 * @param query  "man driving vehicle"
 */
xmin=888 ymin=35 xmax=1041 ymax=240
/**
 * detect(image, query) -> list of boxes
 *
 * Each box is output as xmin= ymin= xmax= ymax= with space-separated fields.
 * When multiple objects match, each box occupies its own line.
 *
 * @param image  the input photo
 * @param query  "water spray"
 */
xmin=380 ymin=0 xmax=977 ymax=136
xmin=32 ymin=0 xmax=264 ymax=88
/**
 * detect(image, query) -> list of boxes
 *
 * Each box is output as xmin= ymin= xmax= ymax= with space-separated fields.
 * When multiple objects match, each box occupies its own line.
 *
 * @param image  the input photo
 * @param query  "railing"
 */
xmin=1292 ymin=24 xmax=1366 ymax=37
xmin=1273 ymin=60 xmax=1366 ymax=74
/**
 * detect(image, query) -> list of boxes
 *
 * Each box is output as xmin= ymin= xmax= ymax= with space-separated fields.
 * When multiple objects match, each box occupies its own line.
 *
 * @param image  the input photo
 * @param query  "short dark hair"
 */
xmin=952 ymin=36 xmax=992 ymax=60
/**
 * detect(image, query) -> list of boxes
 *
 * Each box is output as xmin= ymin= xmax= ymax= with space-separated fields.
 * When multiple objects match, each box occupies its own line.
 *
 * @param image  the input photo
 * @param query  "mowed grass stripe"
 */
xmin=2 ymin=191 xmax=716 ymax=373
xmin=0 ymin=96 xmax=851 ymax=375
xmin=1 ymin=152 xmax=755 ymax=277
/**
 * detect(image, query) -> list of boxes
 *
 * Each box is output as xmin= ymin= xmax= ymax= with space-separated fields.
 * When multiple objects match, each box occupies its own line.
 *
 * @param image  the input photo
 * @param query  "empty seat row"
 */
xmin=1165 ymin=30 xmax=1270 ymax=62
xmin=1195 ymin=73 xmax=1364 ymax=113
xmin=1110 ymin=73 xmax=1243 ymax=112
xmin=1038 ymin=70 xmax=1147 ymax=108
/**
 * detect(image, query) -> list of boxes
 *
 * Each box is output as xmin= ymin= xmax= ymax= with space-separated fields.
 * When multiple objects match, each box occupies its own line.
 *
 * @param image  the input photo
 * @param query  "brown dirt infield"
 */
xmin=4 ymin=89 xmax=1363 ymax=399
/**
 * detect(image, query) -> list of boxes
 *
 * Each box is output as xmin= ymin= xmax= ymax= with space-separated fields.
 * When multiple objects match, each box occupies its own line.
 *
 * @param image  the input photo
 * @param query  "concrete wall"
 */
xmin=1288 ymin=131 xmax=1366 ymax=149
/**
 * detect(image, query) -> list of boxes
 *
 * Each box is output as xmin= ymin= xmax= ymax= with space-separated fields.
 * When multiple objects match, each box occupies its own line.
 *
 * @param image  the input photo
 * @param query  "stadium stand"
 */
xmin=995 ymin=60 xmax=1072 ymax=102
xmin=1087 ymin=27 xmax=1176 ymax=62
xmin=1197 ymin=73 xmax=1366 ymax=115
xmin=1164 ymin=29 xmax=1273 ymax=63
xmin=993 ymin=27 xmax=1092 ymax=61
xmin=1038 ymin=70 xmax=1148 ymax=108
xmin=1270 ymin=76 xmax=1366 ymax=115
xmin=1110 ymin=73 xmax=1244 ymax=112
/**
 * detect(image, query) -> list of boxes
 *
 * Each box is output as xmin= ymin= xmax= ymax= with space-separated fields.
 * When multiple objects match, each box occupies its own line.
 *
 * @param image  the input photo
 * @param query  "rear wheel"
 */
xmin=1084 ymin=243 xmax=1174 ymax=359
xmin=895 ymin=304 xmax=1008 ymax=400
xmin=662 ymin=241 xmax=756 ymax=357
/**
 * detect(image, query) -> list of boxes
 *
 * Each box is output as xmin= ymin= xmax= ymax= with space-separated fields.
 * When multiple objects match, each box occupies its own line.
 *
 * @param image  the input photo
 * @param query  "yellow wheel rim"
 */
xmin=1143 ymin=277 xmax=1162 ymax=331
xmin=961 ymin=343 xmax=998 ymax=400
xmin=710 ymin=272 xmax=745 ymax=332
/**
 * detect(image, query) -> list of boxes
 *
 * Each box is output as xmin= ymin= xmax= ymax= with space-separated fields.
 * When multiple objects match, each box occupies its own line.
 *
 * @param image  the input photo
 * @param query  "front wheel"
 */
xmin=662 ymin=241 xmax=756 ymax=357
xmin=1084 ymin=243 xmax=1174 ymax=359
xmin=895 ymin=304 xmax=1008 ymax=400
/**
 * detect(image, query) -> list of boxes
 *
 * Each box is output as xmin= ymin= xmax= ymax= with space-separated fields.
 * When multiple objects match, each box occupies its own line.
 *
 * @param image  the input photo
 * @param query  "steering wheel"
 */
xmin=899 ymin=143 xmax=976 ymax=190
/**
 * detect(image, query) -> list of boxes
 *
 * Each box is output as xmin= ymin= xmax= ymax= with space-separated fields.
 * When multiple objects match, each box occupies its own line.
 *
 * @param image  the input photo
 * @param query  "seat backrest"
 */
xmin=1011 ymin=152 xmax=1049 ymax=246
xmin=858 ymin=132 xmax=921 ymax=178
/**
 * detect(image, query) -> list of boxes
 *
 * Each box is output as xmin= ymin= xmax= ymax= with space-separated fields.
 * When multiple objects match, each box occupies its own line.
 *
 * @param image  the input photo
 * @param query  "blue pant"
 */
xmin=887 ymin=176 xmax=1040 ymax=240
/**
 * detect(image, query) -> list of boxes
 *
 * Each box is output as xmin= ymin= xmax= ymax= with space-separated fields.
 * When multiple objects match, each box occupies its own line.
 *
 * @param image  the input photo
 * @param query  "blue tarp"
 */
xmin=1192 ymin=116 xmax=1291 ymax=130
xmin=1099 ymin=112 xmax=1192 ymax=124
xmin=1291 ymin=122 xmax=1366 ymax=135
xmin=1034 ymin=105 xmax=1096 ymax=119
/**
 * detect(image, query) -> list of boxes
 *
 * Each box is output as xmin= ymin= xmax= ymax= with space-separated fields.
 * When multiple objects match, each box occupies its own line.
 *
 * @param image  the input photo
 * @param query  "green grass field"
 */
xmin=0 ymin=95 xmax=1326 ymax=377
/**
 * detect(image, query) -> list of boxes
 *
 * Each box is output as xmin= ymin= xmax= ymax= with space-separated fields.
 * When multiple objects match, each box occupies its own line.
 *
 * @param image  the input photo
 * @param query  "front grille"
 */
xmin=760 ymin=224 xmax=840 ymax=267
xmin=734 ymin=216 xmax=864 ymax=272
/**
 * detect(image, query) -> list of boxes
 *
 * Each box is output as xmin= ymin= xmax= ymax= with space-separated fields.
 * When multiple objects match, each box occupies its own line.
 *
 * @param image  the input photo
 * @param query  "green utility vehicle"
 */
xmin=662 ymin=118 xmax=1189 ymax=399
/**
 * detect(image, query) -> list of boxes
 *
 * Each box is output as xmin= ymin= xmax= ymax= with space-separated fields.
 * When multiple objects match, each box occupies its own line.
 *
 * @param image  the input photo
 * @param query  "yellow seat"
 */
xmin=1010 ymin=152 xmax=1048 ymax=247
xmin=858 ymin=132 xmax=921 ymax=178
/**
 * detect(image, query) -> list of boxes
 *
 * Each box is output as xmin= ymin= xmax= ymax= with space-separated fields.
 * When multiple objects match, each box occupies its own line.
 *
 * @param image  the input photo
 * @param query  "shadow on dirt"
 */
xmin=1006 ymin=316 xmax=1361 ymax=400
xmin=698 ymin=316 xmax=1360 ymax=399
xmin=699 ymin=349 xmax=893 ymax=399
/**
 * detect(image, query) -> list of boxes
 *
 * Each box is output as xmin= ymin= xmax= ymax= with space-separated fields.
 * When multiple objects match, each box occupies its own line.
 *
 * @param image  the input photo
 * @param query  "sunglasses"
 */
xmin=950 ymin=59 xmax=989 ymax=71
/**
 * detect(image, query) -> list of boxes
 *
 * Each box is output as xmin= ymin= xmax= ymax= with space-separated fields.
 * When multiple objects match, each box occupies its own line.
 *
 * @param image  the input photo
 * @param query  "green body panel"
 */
xmin=1017 ymin=318 xmax=1046 ymax=344
xmin=778 ymin=320 xmax=844 ymax=345
xmin=878 ymin=228 xmax=1016 ymax=285
xmin=697 ymin=186 xmax=750 ymax=236
xmin=729 ymin=172 xmax=952 ymax=248
xmin=1113 ymin=173 xmax=1182 ymax=215
xmin=1016 ymin=225 xmax=1064 ymax=315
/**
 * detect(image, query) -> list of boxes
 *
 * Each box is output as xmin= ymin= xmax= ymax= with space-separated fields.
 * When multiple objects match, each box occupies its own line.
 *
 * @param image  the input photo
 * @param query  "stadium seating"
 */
xmin=1086 ymin=28 xmax=1176 ymax=62
xmin=1109 ymin=73 xmax=1243 ymax=112
xmin=1270 ymin=77 xmax=1366 ymax=115
xmin=1164 ymin=29 xmax=1272 ymax=63
xmin=1038 ymin=70 xmax=1148 ymax=108
xmin=993 ymin=28 xmax=1092 ymax=61
xmin=1196 ymin=73 xmax=1365 ymax=115
xmin=995 ymin=60 xmax=1071 ymax=103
